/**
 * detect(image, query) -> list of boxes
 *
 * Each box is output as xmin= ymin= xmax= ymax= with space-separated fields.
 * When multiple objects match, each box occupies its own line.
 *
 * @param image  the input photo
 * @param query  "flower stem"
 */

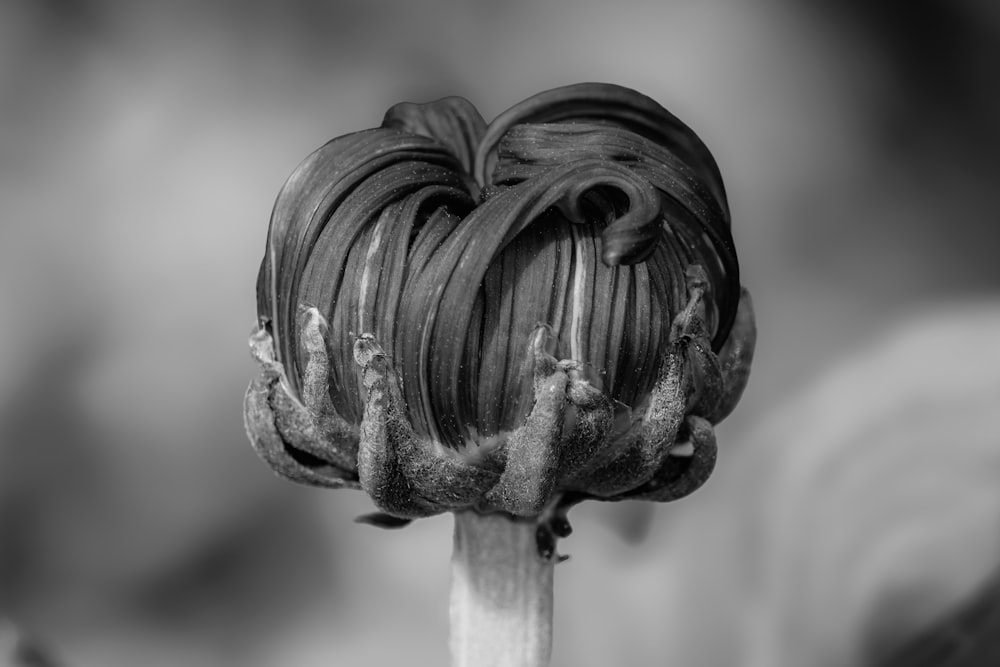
xmin=449 ymin=511 xmax=555 ymax=667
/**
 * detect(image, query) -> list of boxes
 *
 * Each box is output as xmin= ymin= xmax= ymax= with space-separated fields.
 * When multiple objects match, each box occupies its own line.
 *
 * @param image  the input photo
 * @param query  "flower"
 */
xmin=244 ymin=83 xmax=755 ymax=531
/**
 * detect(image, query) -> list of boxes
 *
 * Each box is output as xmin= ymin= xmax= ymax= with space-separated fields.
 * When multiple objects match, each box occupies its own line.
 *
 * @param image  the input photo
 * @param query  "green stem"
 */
xmin=449 ymin=511 xmax=555 ymax=667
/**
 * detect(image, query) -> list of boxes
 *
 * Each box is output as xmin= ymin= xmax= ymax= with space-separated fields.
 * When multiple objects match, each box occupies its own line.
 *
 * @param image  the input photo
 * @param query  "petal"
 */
xmin=382 ymin=96 xmax=486 ymax=177
xmin=475 ymin=82 xmax=728 ymax=211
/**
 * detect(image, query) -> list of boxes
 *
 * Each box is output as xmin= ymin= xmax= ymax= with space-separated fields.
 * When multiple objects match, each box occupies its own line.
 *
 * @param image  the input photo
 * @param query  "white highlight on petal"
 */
xmin=570 ymin=225 xmax=586 ymax=363
xmin=357 ymin=216 xmax=387 ymax=332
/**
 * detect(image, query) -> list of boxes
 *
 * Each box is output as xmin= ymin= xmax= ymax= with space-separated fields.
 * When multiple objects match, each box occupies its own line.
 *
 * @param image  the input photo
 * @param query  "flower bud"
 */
xmin=244 ymin=83 xmax=755 ymax=526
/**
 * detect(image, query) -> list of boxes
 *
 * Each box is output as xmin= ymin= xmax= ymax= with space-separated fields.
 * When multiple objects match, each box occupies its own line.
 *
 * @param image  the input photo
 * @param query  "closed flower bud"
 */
xmin=244 ymin=83 xmax=756 ymax=530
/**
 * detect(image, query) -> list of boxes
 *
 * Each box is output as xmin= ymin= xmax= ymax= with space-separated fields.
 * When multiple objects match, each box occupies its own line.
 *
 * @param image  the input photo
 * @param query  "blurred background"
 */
xmin=1 ymin=0 xmax=999 ymax=665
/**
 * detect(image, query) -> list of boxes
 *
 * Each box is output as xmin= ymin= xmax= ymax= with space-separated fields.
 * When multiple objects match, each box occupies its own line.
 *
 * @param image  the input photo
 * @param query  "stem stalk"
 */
xmin=449 ymin=511 xmax=555 ymax=667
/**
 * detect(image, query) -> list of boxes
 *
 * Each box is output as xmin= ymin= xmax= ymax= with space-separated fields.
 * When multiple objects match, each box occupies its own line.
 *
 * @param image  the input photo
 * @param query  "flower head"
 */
xmin=245 ymin=83 xmax=755 ymax=527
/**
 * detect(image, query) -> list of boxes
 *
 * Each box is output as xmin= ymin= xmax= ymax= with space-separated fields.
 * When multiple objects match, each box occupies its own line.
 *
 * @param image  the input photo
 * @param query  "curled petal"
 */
xmin=492 ymin=126 xmax=737 ymax=348
xmin=475 ymin=82 xmax=728 ymax=211
xmin=471 ymin=82 xmax=738 ymax=350
xmin=382 ymin=97 xmax=487 ymax=176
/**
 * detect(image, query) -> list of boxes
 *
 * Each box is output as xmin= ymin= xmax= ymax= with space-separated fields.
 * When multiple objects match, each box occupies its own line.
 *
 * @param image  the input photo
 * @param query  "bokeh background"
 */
xmin=2 ymin=1 xmax=999 ymax=665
